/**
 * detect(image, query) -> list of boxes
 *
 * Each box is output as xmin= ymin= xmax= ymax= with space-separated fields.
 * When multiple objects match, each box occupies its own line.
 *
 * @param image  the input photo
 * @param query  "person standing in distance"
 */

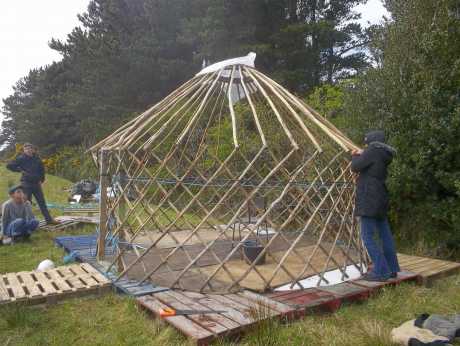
xmin=351 ymin=130 xmax=400 ymax=281
xmin=7 ymin=143 xmax=57 ymax=225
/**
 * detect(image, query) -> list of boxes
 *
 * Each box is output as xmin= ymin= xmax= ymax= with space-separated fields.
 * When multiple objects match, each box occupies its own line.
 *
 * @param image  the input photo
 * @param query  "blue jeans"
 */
xmin=361 ymin=216 xmax=400 ymax=278
xmin=5 ymin=218 xmax=39 ymax=238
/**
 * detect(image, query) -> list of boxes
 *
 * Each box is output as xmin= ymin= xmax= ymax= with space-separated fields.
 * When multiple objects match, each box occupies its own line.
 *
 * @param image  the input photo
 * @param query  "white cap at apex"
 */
xmin=196 ymin=52 xmax=257 ymax=76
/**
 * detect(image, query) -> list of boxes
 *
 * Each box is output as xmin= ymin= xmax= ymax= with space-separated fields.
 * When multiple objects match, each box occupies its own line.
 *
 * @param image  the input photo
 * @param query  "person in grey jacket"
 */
xmin=1 ymin=185 xmax=39 ymax=243
xmin=351 ymin=130 xmax=400 ymax=281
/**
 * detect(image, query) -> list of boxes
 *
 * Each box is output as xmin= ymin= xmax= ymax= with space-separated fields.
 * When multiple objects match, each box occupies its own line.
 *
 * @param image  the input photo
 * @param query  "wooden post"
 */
xmin=117 ymin=171 xmax=127 ymax=272
xmin=98 ymin=149 xmax=109 ymax=261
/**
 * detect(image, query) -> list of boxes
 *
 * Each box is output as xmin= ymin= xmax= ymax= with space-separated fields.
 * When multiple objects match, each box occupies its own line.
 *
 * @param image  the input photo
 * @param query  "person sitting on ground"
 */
xmin=351 ymin=130 xmax=400 ymax=282
xmin=1 ymin=185 xmax=39 ymax=243
xmin=6 ymin=143 xmax=57 ymax=225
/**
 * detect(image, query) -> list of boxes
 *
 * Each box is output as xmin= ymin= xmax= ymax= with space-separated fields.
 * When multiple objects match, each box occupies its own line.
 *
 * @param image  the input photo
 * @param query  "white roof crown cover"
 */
xmin=196 ymin=52 xmax=257 ymax=76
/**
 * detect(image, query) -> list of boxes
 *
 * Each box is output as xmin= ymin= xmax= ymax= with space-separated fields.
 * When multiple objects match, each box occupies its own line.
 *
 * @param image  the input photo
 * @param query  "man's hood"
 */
xmin=365 ymin=130 xmax=396 ymax=160
xmin=364 ymin=130 xmax=386 ymax=144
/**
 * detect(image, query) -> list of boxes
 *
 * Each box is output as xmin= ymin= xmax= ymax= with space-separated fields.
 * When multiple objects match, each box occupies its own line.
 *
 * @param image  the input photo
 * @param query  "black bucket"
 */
xmin=242 ymin=240 xmax=266 ymax=265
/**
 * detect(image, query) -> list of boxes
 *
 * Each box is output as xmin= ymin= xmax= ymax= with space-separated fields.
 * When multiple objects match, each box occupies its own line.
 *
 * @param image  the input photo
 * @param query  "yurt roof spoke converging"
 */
xmin=91 ymin=53 xmax=367 ymax=293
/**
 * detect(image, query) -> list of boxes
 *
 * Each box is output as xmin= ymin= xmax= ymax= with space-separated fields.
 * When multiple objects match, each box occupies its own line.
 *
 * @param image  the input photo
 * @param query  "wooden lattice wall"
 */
xmin=90 ymin=64 xmax=368 ymax=293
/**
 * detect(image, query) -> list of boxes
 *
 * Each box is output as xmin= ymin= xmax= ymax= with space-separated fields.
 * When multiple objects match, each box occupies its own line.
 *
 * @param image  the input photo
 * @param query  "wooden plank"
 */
xmin=422 ymin=262 xmax=460 ymax=276
xmin=224 ymin=293 xmax=279 ymax=319
xmin=204 ymin=294 xmax=258 ymax=324
xmin=398 ymin=260 xmax=430 ymax=270
xmin=318 ymin=282 xmax=369 ymax=300
xmin=5 ymin=273 xmax=27 ymax=300
xmin=290 ymin=290 xmax=337 ymax=308
xmin=268 ymin=288 xmax=331 ymax=302
xmin=351 ymin=279 xmax=386 ymax=289
xmin=398 ymin=254 xmax=443 ymax=268
xmin=57 ymin=267 xmax=87 ymax=290
xmin=183 ymin=292 xmax=255 ymax=327
xmin=0 ymin=279 xmax=11 ymax=302
xmin=33 ymin=272 xmax=58 ymax=296
xmin=39 ymin=220 xmax=80 ymax=232
xmin=270 ymin=288 xmax=337 ymax=308
xmin=421 ymin=267 xmax=460 ymax=287
xmin=402 ymin=263 xmax=456 ymax=278
xmin=155 ymin=291 xmax=229 ymax=335
xmin=46 ymin=269 xmax=75 ymax=293
xmin=64 ymin=275 xmax=88 ymax=290
xmin=266 ymin=290 xmax=310 ymax=301
xmin=397 ymin=254 xmax=460 ymax=286
xmin=68 ymin=265 xmax=100 ymax=287
xmin=79 ymin=263 xmax=111 ymax=285
xmin=137 ymin=295 xmax=213 ymax=343
xmin=398 ymin=254 xmax=430 ymax=265
xmin=240 ymin=290 xmax=294 ymax=316
xmin=402 ymin=259 xmax=443 ymax=272
xmin=167 ymin=291 xmax=240 ymax=330
xmin=17 ymin=272 xmax=43 ymax=297
xmin=265 ymin=290 xmax=295 ymax=299
xmin=418 ymin=260 xmax=460 ymax=272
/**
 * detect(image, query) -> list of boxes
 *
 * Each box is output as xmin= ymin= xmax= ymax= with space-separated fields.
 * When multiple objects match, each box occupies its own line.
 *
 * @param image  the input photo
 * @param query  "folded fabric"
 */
xmin=415 ymin=314 xmax=460 ymax=342
xmin=391 ymin=319 xmax=451 ymax=346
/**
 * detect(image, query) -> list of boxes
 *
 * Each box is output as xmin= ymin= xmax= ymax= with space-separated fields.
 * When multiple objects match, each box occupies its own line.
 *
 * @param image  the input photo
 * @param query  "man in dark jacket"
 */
xmin=351 ymin=130 xmax=400 ymax=281
xmin=6 ymin=143 xmax=56 ymax=224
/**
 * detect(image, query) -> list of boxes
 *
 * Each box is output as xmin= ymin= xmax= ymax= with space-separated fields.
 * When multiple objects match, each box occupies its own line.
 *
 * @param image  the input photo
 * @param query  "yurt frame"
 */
xmin=90 ymin=62 xmax=367 ymax=294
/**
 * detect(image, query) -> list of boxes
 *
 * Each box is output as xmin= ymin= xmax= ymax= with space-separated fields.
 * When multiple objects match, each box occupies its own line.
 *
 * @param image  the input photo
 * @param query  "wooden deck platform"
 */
xmin=137 ymin=289 xmax=295 ymax=345
xmin=138 ymin=270 xmax=426 ymax=345
xmin=267 ymin=270 xmax=419 ymax=315
xmin=398 ymin=253 xmax=460 ymax=286
xmin=0 ymin=263 xmax=111 ymax=306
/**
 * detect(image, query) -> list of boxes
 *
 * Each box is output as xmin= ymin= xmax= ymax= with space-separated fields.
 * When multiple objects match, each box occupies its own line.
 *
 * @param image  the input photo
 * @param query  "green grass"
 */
xmin=0 ymin=166 xmax=459 ymax=345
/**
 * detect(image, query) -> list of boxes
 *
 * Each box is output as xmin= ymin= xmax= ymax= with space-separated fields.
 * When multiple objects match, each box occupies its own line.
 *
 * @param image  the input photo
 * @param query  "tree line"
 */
xmin=1 ymin=0 xmax=369 ymax=152
xmin=1 ymin=0 xmax=459 ymax=254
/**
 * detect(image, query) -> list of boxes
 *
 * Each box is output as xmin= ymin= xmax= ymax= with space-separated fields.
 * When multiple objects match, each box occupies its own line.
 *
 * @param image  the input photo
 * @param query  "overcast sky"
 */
xmin=0 ymin=0 xmax=388 ymax=112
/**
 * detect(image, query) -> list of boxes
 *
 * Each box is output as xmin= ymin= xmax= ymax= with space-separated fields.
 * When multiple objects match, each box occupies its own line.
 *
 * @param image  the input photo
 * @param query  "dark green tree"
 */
xmin=1 ymin=0 xmax=371 ymax=154
xmin=183 ymin=0 xmax=370 ymax=92
xmin=343 ymin=0 xmax=460 ymax=252
xmin=271 ymin=0 xmax=370 ymax=91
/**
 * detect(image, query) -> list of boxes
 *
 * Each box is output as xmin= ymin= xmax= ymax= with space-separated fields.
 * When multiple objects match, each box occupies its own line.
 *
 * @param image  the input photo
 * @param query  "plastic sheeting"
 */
xmin=196 ymin=52 xmax=257 ymax=76
xmin=274 ymin=264 xmax=368 ymax=291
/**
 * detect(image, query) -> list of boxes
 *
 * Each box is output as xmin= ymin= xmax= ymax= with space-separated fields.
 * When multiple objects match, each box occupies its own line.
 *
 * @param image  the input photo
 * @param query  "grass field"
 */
xmin=0 ymin=166 xmax=459 ymax=345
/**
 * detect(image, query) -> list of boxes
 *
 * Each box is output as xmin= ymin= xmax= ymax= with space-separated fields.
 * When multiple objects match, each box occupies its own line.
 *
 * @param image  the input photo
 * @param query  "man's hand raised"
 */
xmin=351 ymin=149 xmax=363 ymax=156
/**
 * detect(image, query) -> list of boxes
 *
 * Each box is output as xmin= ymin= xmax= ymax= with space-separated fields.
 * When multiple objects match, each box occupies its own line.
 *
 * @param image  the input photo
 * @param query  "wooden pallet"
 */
xmin=38 ymin=219 xmax=81 ymax=232
xmin=398 ymin=253 xmax=460 ymax=286
xmin=62 ymin=207 xmax=99 ymax=216
xmin=137 ymin=289 xmax=295 ymax=345
xmin=58 ymin=215 xmax=100 ymax=224
xmin=0 ymin=263 xmax=111 ymax=306
xmin=267 ymin=270 xmax=418 ymax=315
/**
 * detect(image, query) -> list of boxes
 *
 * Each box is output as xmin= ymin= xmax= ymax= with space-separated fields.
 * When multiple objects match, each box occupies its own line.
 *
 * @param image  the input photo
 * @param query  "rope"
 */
xmin=46 ymin=202 xmax=99 ymax=210
xmin=112 ymin=175 xmax=352 ymax=190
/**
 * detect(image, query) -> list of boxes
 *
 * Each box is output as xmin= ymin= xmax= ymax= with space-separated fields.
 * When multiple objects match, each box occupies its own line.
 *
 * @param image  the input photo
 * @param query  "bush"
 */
xmin=43 ymin=146 xmax=97 ymax=182
xmin=339 ymin=0 xmax=460 ymax=256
